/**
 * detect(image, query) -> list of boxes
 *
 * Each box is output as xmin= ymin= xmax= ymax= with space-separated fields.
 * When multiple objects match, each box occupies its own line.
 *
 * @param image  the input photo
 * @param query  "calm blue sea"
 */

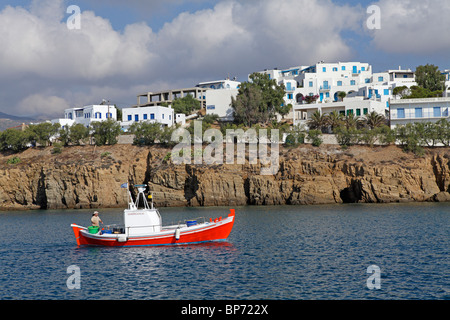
xmin=0 ymin=203 xmax=448 ymax=300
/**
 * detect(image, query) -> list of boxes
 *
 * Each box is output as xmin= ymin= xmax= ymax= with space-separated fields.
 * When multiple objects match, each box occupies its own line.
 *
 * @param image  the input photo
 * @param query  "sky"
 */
xmin=0 ymin=0 xmax=449 ymax=119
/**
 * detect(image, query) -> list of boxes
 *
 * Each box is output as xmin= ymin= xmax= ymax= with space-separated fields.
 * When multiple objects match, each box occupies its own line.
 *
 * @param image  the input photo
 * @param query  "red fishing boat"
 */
xmin=70 ymin=184 xmax=235 ymax=247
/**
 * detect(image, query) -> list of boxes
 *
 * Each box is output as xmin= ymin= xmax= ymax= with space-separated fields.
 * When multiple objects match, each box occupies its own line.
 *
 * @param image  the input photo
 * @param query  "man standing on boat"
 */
xmin=91 ymin=211 xmax=103 ymax=227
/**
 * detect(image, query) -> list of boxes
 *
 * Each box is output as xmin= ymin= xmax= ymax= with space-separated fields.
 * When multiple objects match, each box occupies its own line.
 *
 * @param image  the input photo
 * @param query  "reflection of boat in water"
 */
xmin=70 ymin=184 xmax=235 ymax=247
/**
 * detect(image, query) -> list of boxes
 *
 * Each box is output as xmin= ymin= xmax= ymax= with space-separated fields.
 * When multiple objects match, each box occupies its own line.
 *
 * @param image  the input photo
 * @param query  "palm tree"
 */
xmin=344 ymin=112 xmax=363 ymax=130
xmin=328 ymin=110 xmax=344 ymax=133
xmin=365 ymin=111 xmax=386 ymax=129
xmin=307 ymin=110 xmax=329 ymax=132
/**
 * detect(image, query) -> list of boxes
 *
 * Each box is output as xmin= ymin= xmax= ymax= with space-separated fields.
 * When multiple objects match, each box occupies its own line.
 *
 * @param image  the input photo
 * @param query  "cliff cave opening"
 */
xmin=340 ymin=180 xmax=363 ymax=203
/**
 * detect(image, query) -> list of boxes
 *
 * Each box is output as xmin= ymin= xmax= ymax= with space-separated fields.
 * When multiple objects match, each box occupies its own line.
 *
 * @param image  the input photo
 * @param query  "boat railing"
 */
xmin=165 ymin=217 xmax=209 ymax=229
xmin=187 ymin=217 xmax=207 ymax=224
xmin=102 ymin=224 xmax=125 ymax=234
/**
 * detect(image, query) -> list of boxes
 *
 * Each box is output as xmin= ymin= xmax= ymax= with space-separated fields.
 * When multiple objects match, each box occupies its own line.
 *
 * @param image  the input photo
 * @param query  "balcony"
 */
xmin=285 ymin=86 xmax=295 ymax=92
xmin=319 ymin=85 xmax=331 ymax=91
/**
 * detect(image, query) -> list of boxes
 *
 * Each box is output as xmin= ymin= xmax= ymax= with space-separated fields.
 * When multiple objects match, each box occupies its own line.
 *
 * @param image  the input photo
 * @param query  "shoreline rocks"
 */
xmin=1 ymin=144 xmax=450 ymax=211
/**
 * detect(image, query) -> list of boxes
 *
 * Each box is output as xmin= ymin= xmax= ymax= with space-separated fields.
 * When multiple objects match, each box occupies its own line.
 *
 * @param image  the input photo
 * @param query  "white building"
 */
xmin=196 ymin=79 xmax=240 ymax=90
xmin=52 ymin=104 xmax=117 ymax=128
xmin=256 ymin=62 xmax=419 ymax=123
xmin=257 ymin=62 xmax=372 ymax=103
xmin=197 ymin=79 xmax=241 ymax=121
xmin=293 ymin=97 xmax=387 ymax=128
xmin=389 ymin=97 xmax=450 ymax=129
xmin=120 ymin=106 xmax=175 ymax=131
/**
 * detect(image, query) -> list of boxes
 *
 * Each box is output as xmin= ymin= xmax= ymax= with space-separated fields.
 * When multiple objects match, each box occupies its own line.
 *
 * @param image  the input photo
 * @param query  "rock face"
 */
xmin=1 ymin=144 xmax=450 ymax=211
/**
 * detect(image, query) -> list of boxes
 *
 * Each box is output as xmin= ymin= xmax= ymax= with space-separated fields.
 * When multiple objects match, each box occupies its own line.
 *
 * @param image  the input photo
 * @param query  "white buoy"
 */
xmin=175 ymin=228 xmax=180 ymax=240
xmin=117 ymin=235 xmax=128 ymax=242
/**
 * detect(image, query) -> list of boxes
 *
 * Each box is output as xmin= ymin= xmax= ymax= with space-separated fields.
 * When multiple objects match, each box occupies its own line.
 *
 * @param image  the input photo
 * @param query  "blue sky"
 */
xmin=0 ymin=0 xmax=448 ymax=118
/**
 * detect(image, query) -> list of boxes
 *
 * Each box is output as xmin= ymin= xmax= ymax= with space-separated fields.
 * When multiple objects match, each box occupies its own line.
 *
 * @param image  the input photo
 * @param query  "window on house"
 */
xmin=333 ymin=67 xmax=337 ymax=72
xmin=128 ymin=115 xmax=132 ymax=121
xmin=135 ymin=115 xmax=139 ymax=121
xmin=150 ymin=113 xmax=155 ymax=120
xmin=347 ymin=109 xmax=353 ymax=116
xmin=397 ymin=108 xmax=405 ymax=118
xmin=162 ymin=114 xmax=165 ymax=119
xmin=415 ymin=108 xmax=422 ymax=118
xmin=384 ymin=89 xmax=390 ymax=96
xmin=363 ymin=108 xmax=369 ymax=115
xmin=378 ymin=76 xmax=383 ymax=82
xmin=309 ymin=81 xmax=313 ymax=87
xmin=356 ymin=109 xmax=361 ymax=116
xmin=337 ymin=81 xmax=342 ymax=86
xmin=434 ymin=107 xmax=441 ymax=117
xmin=143 ymin=114 xmax=147 ymax=120
xmin=350 ymin=80 xmax=356 ymax=85
xmin=322 ymin=67 xmax=326 ymax=72
xmin=342 ymin=66 xmax=346 ymax=71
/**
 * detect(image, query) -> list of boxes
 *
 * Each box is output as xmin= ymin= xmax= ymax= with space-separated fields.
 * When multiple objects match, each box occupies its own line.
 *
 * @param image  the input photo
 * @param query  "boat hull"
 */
xmin=71 ymin=209 xmax=235 ymax=247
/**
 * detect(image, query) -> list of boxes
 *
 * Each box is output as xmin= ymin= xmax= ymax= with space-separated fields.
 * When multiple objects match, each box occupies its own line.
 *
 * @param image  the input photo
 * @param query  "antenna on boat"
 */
xmin=148 ymin=192 xmax=153 ymax=209
xmin=134 ymin=184 xmax=151 ymax=210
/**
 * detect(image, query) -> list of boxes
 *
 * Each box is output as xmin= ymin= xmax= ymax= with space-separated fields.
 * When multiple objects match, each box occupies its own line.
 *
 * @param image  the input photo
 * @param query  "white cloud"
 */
xmin=368 ymin=0 xmax=450 ymax=55
xmin=232 ymin=0 xmax=362 ymax=66
xmin=16 ymin=94 xmax=71 ymax=117
xmin=0 ymin=0 xmax=364 ymax=119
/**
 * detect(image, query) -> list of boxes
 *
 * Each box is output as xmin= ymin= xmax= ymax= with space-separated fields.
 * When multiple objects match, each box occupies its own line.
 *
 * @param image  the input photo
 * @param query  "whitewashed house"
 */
xmin=120 ymin=106 xmax=175 ymax=131
xmin=256 ymin=62 xmax=420 ymax=124
xmin=198 ymin=79 xmax=240 ymax=122
xmin=389 ymin=97 xmax=450 ymax=129
xmin=52 ymin=104 xmax=117 ymax=128
xmin=293 ymin=97 xmax=387 ymax=128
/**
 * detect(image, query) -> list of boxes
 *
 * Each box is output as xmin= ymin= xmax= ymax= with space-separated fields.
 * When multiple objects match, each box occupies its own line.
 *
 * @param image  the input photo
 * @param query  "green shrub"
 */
xmin=307 ymin=130 xmax=323 ymax=147
xmin=52 ymin=142 xmax=63 ymax=154
xmin=7 ymin=156 xmax=21 ymax=164
xmin=335 ymin=127 xmax=360 ymax=148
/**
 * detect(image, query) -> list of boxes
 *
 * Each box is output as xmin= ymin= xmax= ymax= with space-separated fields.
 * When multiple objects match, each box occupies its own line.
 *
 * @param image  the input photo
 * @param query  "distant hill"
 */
xmin=0 ymin=112 xmax=35 ymax=131
xmin=0 ymin=112 xmax=34 ymax=121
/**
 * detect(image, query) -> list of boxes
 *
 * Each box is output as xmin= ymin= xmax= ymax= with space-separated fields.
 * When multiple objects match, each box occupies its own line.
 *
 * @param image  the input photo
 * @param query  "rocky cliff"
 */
xmin=1 ymin=143 xmax=450 ymax=211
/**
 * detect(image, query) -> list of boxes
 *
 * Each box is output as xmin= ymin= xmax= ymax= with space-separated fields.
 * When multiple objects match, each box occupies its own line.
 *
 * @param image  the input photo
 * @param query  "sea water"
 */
xmin=0 ymin=203 xmax=448 ymax=300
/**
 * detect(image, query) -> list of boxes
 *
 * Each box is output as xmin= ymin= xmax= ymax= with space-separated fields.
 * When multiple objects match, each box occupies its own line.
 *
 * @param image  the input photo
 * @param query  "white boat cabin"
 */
xmin=124 ymin=185 xmax=162 ymax=236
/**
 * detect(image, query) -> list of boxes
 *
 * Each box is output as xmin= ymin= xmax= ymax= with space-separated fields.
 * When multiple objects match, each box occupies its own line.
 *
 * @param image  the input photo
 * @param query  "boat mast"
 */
xmin=134 ymin=185 xmax=150 ymax=210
